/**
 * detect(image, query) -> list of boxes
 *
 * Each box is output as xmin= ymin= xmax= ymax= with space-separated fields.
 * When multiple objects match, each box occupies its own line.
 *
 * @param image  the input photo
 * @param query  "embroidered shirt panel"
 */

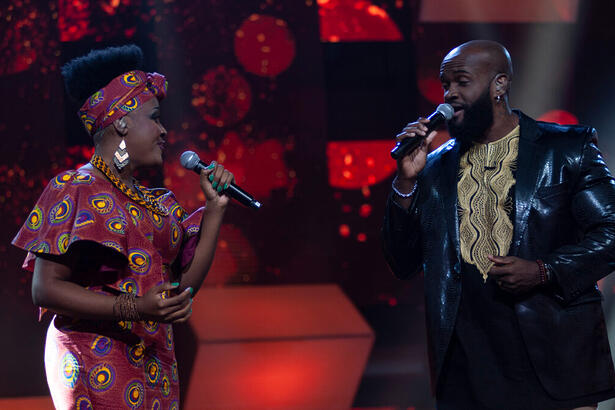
xmin=457 ymin=125 xmax=520 ymax=280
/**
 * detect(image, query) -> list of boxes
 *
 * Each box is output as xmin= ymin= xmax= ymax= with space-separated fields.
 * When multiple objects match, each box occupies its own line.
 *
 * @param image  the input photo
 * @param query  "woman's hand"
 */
xmin=199 ymin=161 xmax=235 ymax=209
xmin=136 ymin=282 xmax=193 ymax=323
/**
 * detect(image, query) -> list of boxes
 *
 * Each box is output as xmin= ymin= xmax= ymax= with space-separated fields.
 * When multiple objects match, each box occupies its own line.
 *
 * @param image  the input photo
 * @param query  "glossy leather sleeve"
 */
xmin=544 ymin=134 xmax=615 ymax=302
xmin=382 ymin=188 xmax=424 ymax=280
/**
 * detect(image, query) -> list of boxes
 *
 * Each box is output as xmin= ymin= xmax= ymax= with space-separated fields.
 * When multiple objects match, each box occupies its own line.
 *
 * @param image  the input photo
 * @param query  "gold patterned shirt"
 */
xmin=457 ymin=125 xmax=520 ymax=280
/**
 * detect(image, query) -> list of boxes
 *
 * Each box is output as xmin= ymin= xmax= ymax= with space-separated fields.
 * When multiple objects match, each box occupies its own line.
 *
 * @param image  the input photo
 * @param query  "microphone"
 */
xmin=390 ymin=103 xmax=454 ymax=160
xmin=180 ymin=151 xmax=262 ymax=210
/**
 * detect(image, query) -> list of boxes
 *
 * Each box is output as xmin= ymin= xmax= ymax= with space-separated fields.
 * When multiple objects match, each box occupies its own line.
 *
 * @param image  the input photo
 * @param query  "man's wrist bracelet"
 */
xmin=536 ymin=259 xmax=550 ymax=285
xmin=543 ymin=262 xmax=553 ymax=282
xmin=392 ymin=176 xmax=417 ymax=198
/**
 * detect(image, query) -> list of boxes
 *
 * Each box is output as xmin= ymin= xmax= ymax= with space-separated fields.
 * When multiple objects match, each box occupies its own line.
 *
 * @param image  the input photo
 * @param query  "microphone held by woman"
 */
xmin=180 ymin=150 xmax=262 ymax=210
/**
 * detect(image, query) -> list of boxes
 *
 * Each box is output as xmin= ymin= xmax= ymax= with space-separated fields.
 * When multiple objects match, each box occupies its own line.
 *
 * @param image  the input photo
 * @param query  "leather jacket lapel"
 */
xmin=512 ymin=111 xmax=544 ymax=254
xmin=438 ymin=140 xmax=462 ymax=260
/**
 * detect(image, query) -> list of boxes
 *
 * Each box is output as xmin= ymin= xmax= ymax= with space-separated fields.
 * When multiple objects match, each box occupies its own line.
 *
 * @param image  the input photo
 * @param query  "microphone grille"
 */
xmin=436 ymin=103 xmax=454 ymax=120
xmin=180 ymin=151 xmax=200 ymax=170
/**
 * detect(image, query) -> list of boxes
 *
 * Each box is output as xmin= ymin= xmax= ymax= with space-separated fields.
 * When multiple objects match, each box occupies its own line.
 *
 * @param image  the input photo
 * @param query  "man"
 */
xmin=382 ymin=40 xmax=615 ymax=409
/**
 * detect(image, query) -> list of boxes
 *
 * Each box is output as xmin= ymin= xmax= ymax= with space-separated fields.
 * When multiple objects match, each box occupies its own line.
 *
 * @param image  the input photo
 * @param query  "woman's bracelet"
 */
xmin=392 ymin=176 xmax=417 ymax=198
xmin=113 ymin=292 xmax=140 ymax=322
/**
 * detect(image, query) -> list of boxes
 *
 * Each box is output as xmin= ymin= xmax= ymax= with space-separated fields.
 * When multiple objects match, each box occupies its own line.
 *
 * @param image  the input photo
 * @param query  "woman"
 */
xmin=12 ymin=45 xmax=233 ymax=409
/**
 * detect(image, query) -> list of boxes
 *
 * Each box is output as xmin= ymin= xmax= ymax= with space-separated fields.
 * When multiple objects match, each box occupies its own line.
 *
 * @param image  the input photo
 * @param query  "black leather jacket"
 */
xmin=382 ymin=111 xmax=615 ymax=399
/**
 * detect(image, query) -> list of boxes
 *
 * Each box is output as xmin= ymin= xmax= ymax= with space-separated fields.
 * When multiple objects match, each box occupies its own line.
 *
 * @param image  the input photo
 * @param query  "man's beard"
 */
xmin=447 ymin=87 xmax=493 ymax=148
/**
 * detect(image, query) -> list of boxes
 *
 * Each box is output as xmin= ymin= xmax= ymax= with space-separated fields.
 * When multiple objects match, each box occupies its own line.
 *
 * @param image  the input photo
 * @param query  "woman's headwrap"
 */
xmin=78 ymin=70 xmax=167 ymax=136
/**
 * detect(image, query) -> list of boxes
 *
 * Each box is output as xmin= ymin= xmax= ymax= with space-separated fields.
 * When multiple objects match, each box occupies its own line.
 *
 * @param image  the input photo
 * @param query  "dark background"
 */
xmin=2 ymin=1 xmax=615 ymax=408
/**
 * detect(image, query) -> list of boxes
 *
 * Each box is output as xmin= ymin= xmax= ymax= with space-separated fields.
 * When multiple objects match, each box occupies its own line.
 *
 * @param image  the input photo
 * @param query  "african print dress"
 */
xmin=12 ymin=167 xmax=203 ymax=410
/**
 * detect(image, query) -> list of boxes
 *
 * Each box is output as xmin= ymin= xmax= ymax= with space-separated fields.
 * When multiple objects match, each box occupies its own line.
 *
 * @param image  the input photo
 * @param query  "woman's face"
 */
xmin=123 ymin=98 xmax=167 ymax=168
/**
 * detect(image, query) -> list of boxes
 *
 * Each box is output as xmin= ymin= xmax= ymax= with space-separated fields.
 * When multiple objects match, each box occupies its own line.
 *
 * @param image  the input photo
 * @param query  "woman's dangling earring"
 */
xmin=114 ymin=139 xmax=129 ymax=171
xmin=496 ymin=95 xmax=502 ymax=103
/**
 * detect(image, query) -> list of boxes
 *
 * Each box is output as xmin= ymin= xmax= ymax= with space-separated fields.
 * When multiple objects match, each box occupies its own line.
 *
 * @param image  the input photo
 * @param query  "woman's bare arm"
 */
xmin=33 ymin=254 xmax=193 ymax=322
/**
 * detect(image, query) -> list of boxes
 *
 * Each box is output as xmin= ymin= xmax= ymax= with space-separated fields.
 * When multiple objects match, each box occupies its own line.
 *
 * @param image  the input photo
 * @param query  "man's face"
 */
xmin=439 ymin=49 xmax=495 ymax=144
xmin=447 ymin=85 xmax=493 ymax=146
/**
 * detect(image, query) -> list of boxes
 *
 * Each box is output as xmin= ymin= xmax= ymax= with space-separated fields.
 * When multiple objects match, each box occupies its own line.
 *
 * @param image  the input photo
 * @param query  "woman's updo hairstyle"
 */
xmin=61 ymin=44 xmax=144 ymax=105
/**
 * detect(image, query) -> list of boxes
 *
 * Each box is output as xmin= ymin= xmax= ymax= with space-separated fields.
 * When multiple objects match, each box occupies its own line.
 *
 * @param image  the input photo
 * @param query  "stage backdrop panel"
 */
xmin=185 ymin=284 xmax=374 ymax=409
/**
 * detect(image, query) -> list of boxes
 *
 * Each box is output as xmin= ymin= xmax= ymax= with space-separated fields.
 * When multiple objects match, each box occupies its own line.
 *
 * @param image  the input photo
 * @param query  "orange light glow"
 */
xmin=366 ymin=5 xmax=387 ymax=18
xmin=318 ymin=0 xmax=403 ymax=42
xmin=328 ymin=140 xmax=397 ymax=189
xmin=185 ymin=285 xmax=374 ymax=409
xmin=537 ymin=109 xmax=579 ymax=125
xmin=0 ymin=397 xmax=54 ymax=408
xmin=236 ymin=357 xmax=321 ymax=405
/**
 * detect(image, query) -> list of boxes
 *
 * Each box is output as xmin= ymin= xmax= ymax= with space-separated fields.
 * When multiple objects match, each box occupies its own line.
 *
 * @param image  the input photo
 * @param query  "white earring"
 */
xmin=113 ymin=139 xmax=129 ymax=171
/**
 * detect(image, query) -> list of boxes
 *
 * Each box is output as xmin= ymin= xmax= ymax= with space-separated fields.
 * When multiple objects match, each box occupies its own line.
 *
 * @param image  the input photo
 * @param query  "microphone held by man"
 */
xmin=390 ymin=103 xmax=454 ymax=160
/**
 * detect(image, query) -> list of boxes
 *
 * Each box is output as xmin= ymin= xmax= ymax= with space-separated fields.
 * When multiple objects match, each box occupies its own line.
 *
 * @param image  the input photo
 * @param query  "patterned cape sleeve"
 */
xmin=166 ymin=197 xmax=204 ymax=273
xmin=179 ymin=207 xmax=205 ymax=271
xmin=11 ymin=170 xmax=129 ymax=271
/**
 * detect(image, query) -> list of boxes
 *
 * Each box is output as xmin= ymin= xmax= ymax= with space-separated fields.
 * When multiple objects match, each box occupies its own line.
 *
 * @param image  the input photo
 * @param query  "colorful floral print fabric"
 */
xmin=12 ymin=167 xmax=203 ymax=409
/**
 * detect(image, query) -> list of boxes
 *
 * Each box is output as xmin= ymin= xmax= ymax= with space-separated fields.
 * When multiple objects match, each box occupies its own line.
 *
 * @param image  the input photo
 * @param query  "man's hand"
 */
xmin=395 ymin=118 xmax=437 ymax=182
xmin=391 ymin=118 xmax=437 ymax=209
xmin=487 ymin=255 xmax=541 ymax=294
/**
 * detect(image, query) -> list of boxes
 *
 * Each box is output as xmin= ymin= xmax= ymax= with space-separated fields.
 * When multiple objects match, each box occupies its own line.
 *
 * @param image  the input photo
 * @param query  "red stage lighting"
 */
xmin=358 ymin=204 xmax=372 ymax=218
xmin=58 ymin=0 xmax=91 ymax=42
xmin=191 ymin=66 xmax=252 ymax=128
xmin=234 ymin=14 xmax=296 ymax=77
xmin=327 ymin=140 xmax=397 ymax=189
xmin=163 ymin=130 xmax=294 ymax=210
xmin=318 ymin=0 xmax=403 ymax=42
xmin=203 ymin=224 xmax=259 ymax=286
xmin=0 ymin=1 xmax=52 ymax=76
xmin=339 ymin=224 xmax=351 ymax=237
xmin=417 ymin=70 xmax=444 ymax=105
xmin=57 ymin=0 xmax=137 ymax=42
xmin=537 ymin=109 xmax=579 ymax=125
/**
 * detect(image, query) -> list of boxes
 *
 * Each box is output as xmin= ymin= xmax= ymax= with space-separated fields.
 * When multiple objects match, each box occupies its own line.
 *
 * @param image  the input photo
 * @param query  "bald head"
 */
xmin=442 ymin=40 xmax=513 ymax=81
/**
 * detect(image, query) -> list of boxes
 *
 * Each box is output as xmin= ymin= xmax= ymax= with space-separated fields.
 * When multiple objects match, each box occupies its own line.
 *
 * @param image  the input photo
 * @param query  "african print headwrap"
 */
xmin=78 ymin=70 xmax=168 ymax=136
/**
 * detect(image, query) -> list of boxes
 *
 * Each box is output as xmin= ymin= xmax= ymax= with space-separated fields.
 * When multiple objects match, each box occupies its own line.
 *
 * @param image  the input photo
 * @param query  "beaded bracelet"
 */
xmin=536 ymin=259 xmax=549 ymax=285
xmin=392 ymin=176 xmax=417 ymax=198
